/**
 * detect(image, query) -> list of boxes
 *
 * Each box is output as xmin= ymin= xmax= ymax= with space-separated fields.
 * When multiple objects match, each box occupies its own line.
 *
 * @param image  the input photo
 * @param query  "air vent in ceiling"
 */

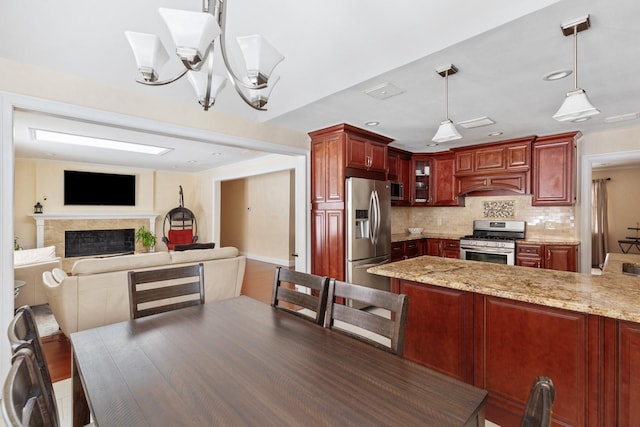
xmin=457 ymin=116 xmax=496 ymax=129
xmin=363 ymin=82 xmax=405 ymax=100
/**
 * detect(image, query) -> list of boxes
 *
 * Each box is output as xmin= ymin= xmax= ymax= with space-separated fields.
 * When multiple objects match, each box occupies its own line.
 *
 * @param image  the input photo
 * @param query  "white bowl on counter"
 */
xmin=407 ymin=227 xmax=424 ymax=235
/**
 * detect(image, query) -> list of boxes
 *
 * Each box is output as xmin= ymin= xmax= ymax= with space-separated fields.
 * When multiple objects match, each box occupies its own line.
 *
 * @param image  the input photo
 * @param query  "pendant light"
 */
xmin=553 ymin=15 xmax=600 ymax=122
xmin=432 ymin=64 xmax=462 ymax=143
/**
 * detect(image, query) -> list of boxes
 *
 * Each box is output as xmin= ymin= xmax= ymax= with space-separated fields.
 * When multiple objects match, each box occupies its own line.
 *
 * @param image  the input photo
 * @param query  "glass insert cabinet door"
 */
xmin=413 ymin=158 xmax=431 ymax=205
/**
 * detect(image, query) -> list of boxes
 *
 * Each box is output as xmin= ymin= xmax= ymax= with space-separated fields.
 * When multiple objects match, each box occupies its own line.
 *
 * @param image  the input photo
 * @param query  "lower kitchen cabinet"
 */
xmin=393 ymin=280 xmax=474 ymax=383
xmin=392 ymin=278 xmax=633 ymax=427
xmin=391 ymin=239 xmax=423 ymax=261
xmin=516 ymin=242 xmax=578 ymax=272
xmin=426 ymin=238 xmax=460 ymax=258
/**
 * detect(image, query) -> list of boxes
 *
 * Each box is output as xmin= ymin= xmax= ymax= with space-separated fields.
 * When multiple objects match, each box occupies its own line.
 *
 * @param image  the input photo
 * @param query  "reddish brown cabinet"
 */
xmin=532 ymin=132 xmax=580 ymax=206
xmin=388 ymin=147 xmax=412 ymax=206
xmin=453 ymin=137 xmax=534 ymax=196
xmin=309 ymin=124 xmax=393 ymax=279
xmin=393 ymin=280 xmax=474 ymax=383
xmin=411 ymin=154 xmax=463 ymax=207
xmin=426 ymin=238 xmax=460 ymax=258
xmin=391 ymin=239 xmax=424 ymax=261
xmin=516 ymin=242 xmax=578 ymax=272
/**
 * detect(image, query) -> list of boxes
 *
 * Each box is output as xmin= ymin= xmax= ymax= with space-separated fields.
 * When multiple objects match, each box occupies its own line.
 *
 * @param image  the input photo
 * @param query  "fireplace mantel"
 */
xmin=29 ymin=212 xmax=160 ymax=248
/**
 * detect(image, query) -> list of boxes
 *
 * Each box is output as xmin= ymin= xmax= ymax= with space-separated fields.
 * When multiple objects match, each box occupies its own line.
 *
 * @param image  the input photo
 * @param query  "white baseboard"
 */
xmin=241 ymin=252 xmax=295 ymax=267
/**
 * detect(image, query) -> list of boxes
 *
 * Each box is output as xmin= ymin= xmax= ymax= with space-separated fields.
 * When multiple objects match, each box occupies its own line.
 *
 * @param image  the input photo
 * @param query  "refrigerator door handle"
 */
xmin=368 ymin=190 xmax=376 ymax=244
xmin=352 ymin=256 xmax=391 ymax=270
xmin=373 ymin=190 xmax=381 ymax=246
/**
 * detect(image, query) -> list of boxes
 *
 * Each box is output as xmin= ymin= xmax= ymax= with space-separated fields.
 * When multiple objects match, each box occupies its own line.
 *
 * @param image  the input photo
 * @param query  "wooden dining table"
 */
xmin=71 ymin=296 xmax=487 ymax=426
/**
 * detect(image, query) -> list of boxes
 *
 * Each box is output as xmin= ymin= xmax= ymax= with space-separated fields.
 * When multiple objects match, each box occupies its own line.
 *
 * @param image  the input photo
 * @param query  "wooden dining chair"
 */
xmin=128 ymin=263 xmax=205 ymax=319
xmin=521 ymin=376 xmax=555 ymax=427
xmin=325 ymin=280 xmax=409 ymax=356
xmin=7 ymin=304 xmax=59 ymax=426
xmin=2 ymin=347 xmax=59 ymax=427
xmin=271 ymin=267 xmax=330 ymax=325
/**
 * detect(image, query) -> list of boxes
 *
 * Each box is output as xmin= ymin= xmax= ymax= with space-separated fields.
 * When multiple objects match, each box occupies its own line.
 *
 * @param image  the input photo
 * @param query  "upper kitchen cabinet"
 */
xmin=410 ymin=153 xmax=463 ymax=207
xmin=532 ymin=132 xmax=581 ymax=206
xmin=430 ymin=152 xmax=464 ymax=207
xmin=388 ymin=147 xmax=412 ymax=206
xmin=453 ymin=136 xmax=534 ymax=196
xmin=309 ymin=124 xmax=393 ymax=204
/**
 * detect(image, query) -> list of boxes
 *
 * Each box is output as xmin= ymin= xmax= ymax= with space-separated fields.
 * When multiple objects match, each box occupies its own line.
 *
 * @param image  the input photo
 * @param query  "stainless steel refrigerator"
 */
xmin=346 ymin=177 xmax=391 ymax=308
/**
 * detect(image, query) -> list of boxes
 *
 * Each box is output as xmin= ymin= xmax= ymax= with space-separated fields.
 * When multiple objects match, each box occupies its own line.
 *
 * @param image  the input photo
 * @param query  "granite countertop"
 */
xmin=369 ymin=252 xmax=640 ymax=323
xmin=392 ymin=233 xmax=462 ymax=243
xmin=517 ymin=238 xmax=581 ymax=246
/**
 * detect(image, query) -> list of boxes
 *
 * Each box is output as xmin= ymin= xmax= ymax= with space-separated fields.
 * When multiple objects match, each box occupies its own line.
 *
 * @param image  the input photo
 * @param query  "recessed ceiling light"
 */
xmin=543 ymin=70 xmax=572 ymax=81
xmin=212 ymin=152 xmax=222 ymax=156
xmin=365 ymin=121 xmax=380 ymax=127
xmin=487 ymin=131 xmax=503 ymax=137
xmin=187 ymin=160 xmax=198 ymax=164
xmin=604 ymin=112 xmax=640 ymax=123
xmin=31 ymin=129 xmax=172 ymax=155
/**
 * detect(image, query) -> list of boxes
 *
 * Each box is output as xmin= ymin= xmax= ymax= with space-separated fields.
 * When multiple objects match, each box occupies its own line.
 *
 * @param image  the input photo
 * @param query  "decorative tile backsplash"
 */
xmin=392 ymin=195 xmax=576 ymax=240
xmin=483 ymin=201 xmax=514 ymax=218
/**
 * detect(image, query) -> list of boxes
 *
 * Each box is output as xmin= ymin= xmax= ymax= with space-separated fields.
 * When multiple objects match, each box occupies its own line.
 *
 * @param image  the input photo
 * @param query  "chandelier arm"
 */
xmin=218 ymin=0 xmax=268 ymax=90
xmin=135 ymin=69 xmax=189 ymax=86
xmin=228 ymin=78 xmax=268 ymax=111
xmin=203 ymin=45 xmax=215 ymax=111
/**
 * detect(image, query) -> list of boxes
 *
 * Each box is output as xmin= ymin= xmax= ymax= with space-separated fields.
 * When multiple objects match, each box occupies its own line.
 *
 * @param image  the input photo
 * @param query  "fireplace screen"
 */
xmin=65 ymin=229 xmax=135 ymax=258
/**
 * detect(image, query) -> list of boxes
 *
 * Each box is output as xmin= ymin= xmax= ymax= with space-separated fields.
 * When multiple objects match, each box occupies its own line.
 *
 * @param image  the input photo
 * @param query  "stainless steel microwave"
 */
xmin=390 ymin=182 xmax=404 ymax=200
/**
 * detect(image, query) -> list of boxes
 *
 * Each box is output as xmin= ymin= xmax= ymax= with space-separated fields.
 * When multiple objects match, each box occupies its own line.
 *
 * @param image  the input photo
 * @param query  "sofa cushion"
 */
xmin=14 ymin=246 xmax=57 ymax=266
xmin=170 ymin=247 xmax=238 ymax=264
xmin=72 ymin=252 xmax=171 ymax=275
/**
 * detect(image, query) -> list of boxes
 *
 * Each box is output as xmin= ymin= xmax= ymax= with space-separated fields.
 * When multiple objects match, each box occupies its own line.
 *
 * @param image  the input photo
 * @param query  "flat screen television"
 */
xmin=64 ymin=170 xmax=136 ymax=206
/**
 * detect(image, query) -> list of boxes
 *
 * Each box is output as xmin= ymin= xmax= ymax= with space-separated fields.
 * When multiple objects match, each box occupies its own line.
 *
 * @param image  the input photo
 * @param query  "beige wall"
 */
xmin=392 ymin=194 xmax=575 ymax=240
xmin=14 ymin=158 xmax=201 ymax=252
xmin=220 ymin=170 xmax=294 ymax=265
xmin=592 ymin=167 xmax=640 ymax=254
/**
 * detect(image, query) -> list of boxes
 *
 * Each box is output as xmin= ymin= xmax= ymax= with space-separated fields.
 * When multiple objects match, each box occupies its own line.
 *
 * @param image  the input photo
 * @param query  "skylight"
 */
xmin=31 ymin=129 xmax=172 ymax=155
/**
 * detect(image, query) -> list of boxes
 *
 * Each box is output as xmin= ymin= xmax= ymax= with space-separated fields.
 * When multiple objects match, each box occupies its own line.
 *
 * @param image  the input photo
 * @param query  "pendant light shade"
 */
xmin=432 ymin=64 xmax=462 ymax=143
xmin=187 ymin=70 xmax=228 ymax=109
xmin=433 ymin=119 xmax=463 ymax=142
xmin=159 ymin=8 xmax=221 ymax=67
xmin=553 ymin=15 xmax=599 ymax=122
xmin=553 ymin=88 xmax=599 ymax=122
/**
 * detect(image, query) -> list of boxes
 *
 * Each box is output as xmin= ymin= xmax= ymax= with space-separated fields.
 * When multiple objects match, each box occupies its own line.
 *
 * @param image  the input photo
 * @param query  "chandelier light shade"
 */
xmin=553 ymin=15 xmax=600 ymax=122
xmin=237 ymin=35 xmax=285 ymax=85
xmin=432 ymin=64 xmax=462 ymax=143
xmin=158 ymin=8 xmax=220 ymax=67
xmin=125 ymin=0 xmax=284 ymax=111
xmin=124 ymin=32 xmax=170 ymax=82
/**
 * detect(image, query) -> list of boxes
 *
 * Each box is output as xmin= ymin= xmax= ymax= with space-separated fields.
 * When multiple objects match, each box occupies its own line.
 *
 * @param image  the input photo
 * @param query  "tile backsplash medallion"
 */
xmin=391 ymin=195 xmax=576 ymax=240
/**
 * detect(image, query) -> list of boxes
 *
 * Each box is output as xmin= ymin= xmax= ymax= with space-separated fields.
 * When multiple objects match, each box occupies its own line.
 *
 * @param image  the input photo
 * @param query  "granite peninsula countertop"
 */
xmin=392 ymin=233 xmax=580 ymax=245
xmin=368 ymin=252 xmax=640 ymax=323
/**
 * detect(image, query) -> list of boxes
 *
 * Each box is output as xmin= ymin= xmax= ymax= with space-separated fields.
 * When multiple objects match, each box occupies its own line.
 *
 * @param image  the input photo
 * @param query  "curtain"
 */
xmin=591 ymin=179 xmax=609 ymax=268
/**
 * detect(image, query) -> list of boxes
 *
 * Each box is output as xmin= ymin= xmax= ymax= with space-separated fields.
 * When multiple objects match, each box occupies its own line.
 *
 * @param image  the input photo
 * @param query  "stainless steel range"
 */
xmin=459 ymin=220 xmax=526 ymax=265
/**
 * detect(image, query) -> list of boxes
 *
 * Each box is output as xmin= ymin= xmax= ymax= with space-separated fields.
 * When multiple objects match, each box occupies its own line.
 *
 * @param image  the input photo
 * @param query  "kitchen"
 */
xmin=309 ymin=122 xmax=640 ymax=426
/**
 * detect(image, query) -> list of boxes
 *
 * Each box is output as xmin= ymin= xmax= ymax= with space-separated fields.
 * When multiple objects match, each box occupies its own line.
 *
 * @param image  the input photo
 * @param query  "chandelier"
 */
xmin=432 ymin=64 xmax=462 ymax=143
xmin=125 ymin=0 xmax=284 ymax=111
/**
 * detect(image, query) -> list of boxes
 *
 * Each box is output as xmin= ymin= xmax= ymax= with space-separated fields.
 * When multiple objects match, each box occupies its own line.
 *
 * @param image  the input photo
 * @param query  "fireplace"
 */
xmin=65 ymin=229 xmax=135 ymax=258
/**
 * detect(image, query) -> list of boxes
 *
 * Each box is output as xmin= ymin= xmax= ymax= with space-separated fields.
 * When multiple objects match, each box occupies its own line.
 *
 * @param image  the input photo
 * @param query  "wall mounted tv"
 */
xmin=64 ymin=170 xmax=136 ymax=206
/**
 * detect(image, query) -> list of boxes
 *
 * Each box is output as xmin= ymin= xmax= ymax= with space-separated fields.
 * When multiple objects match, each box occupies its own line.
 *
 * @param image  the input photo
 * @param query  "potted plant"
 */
xmin=135 ymin=227 xmax=156 ymax=252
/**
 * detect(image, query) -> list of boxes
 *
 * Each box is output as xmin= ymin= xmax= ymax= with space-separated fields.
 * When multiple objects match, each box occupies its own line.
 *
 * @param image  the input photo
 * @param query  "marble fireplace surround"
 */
xmin=29 ymin=213 xmax=160 ymax=271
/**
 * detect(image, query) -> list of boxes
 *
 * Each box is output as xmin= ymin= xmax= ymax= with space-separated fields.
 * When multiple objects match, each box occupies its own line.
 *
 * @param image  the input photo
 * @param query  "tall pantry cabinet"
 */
xmin=309 ymin=124 xmax=393 ymax=280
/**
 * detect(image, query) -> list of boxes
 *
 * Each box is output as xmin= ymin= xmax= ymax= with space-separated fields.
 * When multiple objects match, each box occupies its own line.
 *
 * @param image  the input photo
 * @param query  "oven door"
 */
xmin=459 ymin=246 xmax=515 ymax=265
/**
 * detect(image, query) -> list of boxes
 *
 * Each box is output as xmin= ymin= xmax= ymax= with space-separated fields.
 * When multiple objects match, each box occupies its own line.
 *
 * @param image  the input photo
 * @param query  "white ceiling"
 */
xmin=3 ymin=0 xmax=640 ymax=172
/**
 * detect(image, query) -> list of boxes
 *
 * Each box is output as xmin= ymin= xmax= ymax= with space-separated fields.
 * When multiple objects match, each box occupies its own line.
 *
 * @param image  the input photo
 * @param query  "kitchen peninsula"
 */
xmin=369 ymin=253 xmax=640 ymax=427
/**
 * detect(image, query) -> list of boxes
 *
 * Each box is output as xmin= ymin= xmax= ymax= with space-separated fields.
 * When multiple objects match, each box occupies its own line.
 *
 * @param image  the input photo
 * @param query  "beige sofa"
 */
xmin=14 ymin=246 xmax=62 ymax=308
xmin=44 ymin=247 xmax=246 ymax=336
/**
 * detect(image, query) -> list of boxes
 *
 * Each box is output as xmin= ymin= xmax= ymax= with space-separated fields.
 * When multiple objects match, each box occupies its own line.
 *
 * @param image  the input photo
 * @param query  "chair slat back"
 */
xmin=128 ymin=263 xmax=205 ymax=319
xmin=521 ymin=376 xmax=555 ymax=427
xmin=271 ymin=267 xmax=329 ymax=325
xmin=326 ymin=280 xmax=408 ymax=356
xmin=2 ymin=347 xmax=59 ymax=427
xmin=7 ymin=305 xmax=59 ymax=425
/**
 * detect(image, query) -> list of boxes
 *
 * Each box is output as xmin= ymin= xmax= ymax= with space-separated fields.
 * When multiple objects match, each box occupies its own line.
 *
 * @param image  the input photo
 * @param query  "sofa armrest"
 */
xmin=14 ymin=258 xmax=62 ymax=307
xmin=41 ymin=273 xmax=78 ymax=337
